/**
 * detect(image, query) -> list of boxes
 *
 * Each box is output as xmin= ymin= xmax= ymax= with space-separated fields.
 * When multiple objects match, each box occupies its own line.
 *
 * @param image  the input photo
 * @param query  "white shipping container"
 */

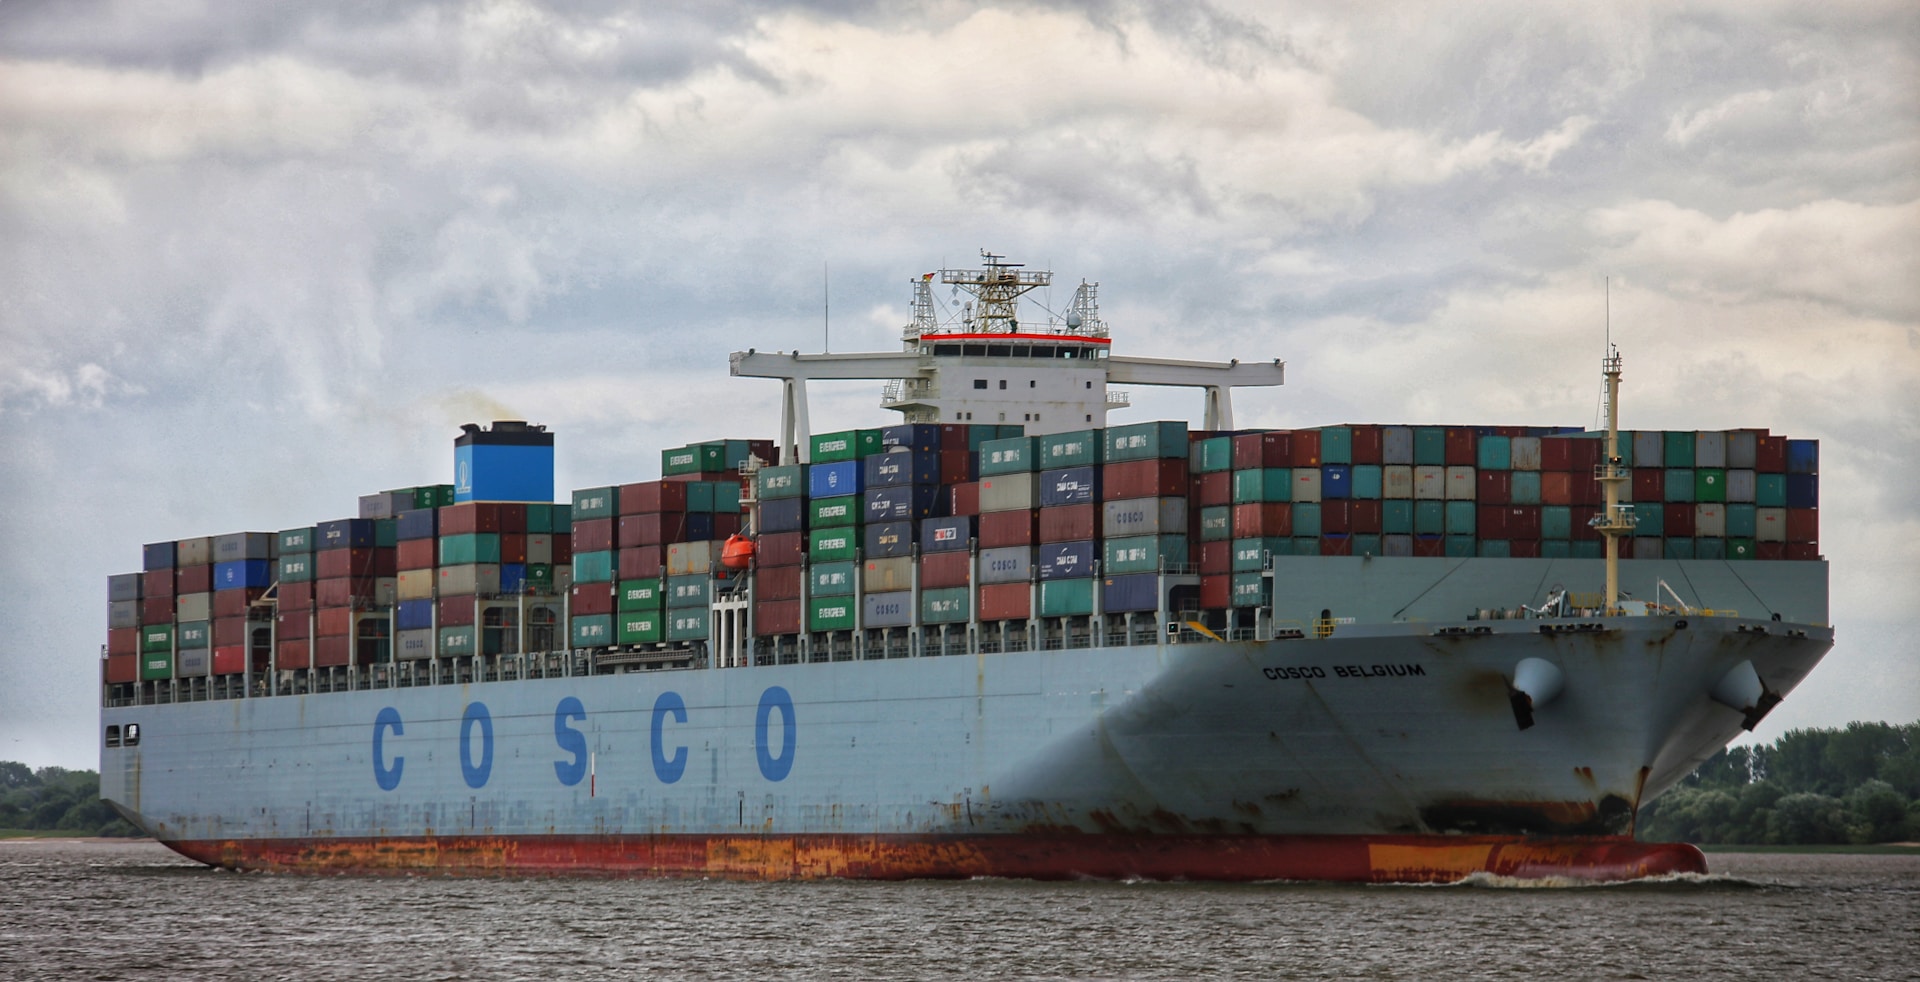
xmin=1445 ymin=466 xmax=1477 ymax=501
xmin=1101 ymin=497 xmax=1187 ymax=537
xmin=175 ymin=592 xmax=212 ymax=622
xmin=1695 ymin=431 xmax=1727 ymax=468
xmin=1290 ymin=468 xmax=1321 ymax=503
xmin=979 ymin=472 xmax=1039 ymax=513
xmin=979 ymin=546 xmax=1033 ymax=585
xmin=397 ymin=569 xmax=436 ymax=600
xmin=107 ymin=600 xmax=140 ymax=629
xmin=863 ymin=556 xmax=913 ymax=592
xmin=1413 ymin=465 xmax=1445 ymax=500
xmin=395 ymin=628 xmax=435 ymax=661
xmin=1381 ymin=465 xmax=1414 ymax=499
xmin=175 ymin=536 xmax=213 ymax=567
xmin=1509 ymin=437 xmax=1542 ymax=471
xmin=438 ymin=564 xmax=502 ymax=597
xmin=1756 ymin=507 xmax=1787 ymax=542
xmin=1695 ymin=503 xmax=1726 ymax=538
xmin=667 ymin=540 xmax=723 ymax=576
xmin=1726 ymin=470 xmax=1755 ymax=503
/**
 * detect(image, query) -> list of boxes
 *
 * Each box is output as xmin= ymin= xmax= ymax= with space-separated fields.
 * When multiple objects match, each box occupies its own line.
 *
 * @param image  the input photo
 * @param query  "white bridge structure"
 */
xmin=729 ymin=253 xmax=1287 ymax=464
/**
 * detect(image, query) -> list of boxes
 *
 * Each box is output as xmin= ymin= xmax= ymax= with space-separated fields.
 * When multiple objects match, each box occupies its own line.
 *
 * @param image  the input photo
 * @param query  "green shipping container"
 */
xmin=1726 ymin=504 xmax=1757 ymax=538
xmin=1727 ymin=537 xmax=1757 ymax=560
xmin=1477 ymin=436 xmax=1511 ymax=470
xmin=1511 ymin=471 xmax=1542 ymax=505
xmin=1230 ymin=571 xmax=1270 ymax=607
xmin=413 ymin=485 xmax=456 ymax=509
xmin=921 ymin=587 xmax=970 ymax=624
xmin=978 ymin=436 xmax=1039 ymax=476
xmin=278 ymin=553 xmax=315 ymax=583
xmin=375 ymin=518 xmax=397 ymax=548
xmin=809 ymin=497 xmax=860 ymax=529
xmin=141 ymin=624 xmax=173 ymax=652
xmin=617 ymin=611 xmax=663 ymax=644
xmin=571 ymin=487 xmax=620 ymax=520
xmin=1352 ymin=534 xmax=1382 ymax=556
xmin=1103 ymin=535 xmax=1189 ymax=574
xmin=1231 ymin=537 xmax=1286 ymax=572
xmin=278 ymin=527 xmax=315 ymax=553
xmin=808 ymin=528 xmax=859 ymax=562
xmin=1663 ymin=431 xmax=1695 ymax=467
xmin=618 ymin=578 xmax=663 ymax=611
xmin=1039 ymin=579 xmax=1094 ymax=616
xmin=1415 ymin=501 xmax=1444 ymax=535
xmin=807 ymin=596 xmax=857 ymax=632
xmin=666 ymin=574 xmax=710 ymax=608
xmin=1664 ymin=538 xmax=1696 ymax=560
xmin=663 ymin=443 xmax=727 ymax=475
xmin=141 ymin=650 xmax=173 ymax=681
xmin=809 ymin=429 xmax=882 ymax=464
xmin=1444 ymin=535 xmax=1475 ymax=558
xmin=1104 ymin=421 xmax=1187 ymax=462
xmin=1665 ymin=470 xmax=1695 ymax=503
xmin=1414 ymin=428 xmax=1446 ymax=466
xmin=686 ymin=482 xmax=715 ymax=513
xmin=525 ymin=564 xmax=555 ymax=591
xmin=1382 ymin=500 xmax=1413 ymax=535
xmin=809 ymin=560 xmax=857 ymax=597
xmin=1542 ymin=506 xmax=1572 ymax=540
xmin=1695 ymin=538 xmax=1727 ymax=560
xmin=1445 ymin=501 xmax=1475 ymax=535
xmin=1319 ymin=426 xmax=1353 ymax=465
xmin=440 ymin=533 xmax=502 ymax=565
xmin=1197 ymin=506 xmax=1233 ymax=542
xmin=1351 ymin=465 xmax=1383 ymax=499
xmin=666 ymin=609 xmax=709 ymax=641
xmin=1039 ymin=430 xmax=1102 ymax=468
xmin=1478 ymin=540 xmax=1511 ymax=558
xmin=1633 ymin=503 xmax=1664 ymax=537
xmin=1695 ymin=468 xmax=1726 ymax=503
xmin=757 ymin=465 xmax=806 ymax=500
xmin=176 ymin=621 xmax=211 ymax=649
xmin=1190 ymin=436 xmax=1234 ymax=474
xmin=1232 ymin=469 xmax=1291 ymax=504
xmin=440 ymin=625 xmax=501 ymax=657
xmin=1755 ymin=474 xmax=1787 ymax=507
xmin=569 ymin=615 xmax=612 ymax=648
xmin=711 ymin=481 xmax=742 ymax=514
xmin=572 ymin=550 xmax=615 ymax=583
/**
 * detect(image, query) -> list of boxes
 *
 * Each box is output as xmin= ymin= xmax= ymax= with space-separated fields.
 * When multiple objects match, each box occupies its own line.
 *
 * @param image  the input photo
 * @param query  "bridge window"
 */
xmin=105 ymin=725 xmax=120 ymax=748
xmin=124 ymin=723 xmax=140 ymax=746
xmin=973 ymin=379 xmax=987 ymax=389
xmin=998 ymin=379 xmax=1006 ymax=389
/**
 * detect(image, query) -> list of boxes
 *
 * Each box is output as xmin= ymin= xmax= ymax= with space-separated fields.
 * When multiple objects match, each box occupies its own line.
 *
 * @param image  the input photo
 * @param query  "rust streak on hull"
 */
xmin=168 ymin=833 xmax=1706 ymax=884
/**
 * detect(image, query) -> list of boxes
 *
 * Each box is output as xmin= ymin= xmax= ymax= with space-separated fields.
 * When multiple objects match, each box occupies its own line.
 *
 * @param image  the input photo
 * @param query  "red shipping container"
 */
xmin=279 ymin=580 xmax=314 ymax=610
xmin=1787 ymin=509 xmax=1818 ymax=543
xmin=712 ymin=514 xmax=743 ymax=538
xmin=213 ymin=587 xmax=267 ymax=619
xmin=435 ymin=598 xmax=475 ymax=627
xmin=105 ymin=653 xmax=138 ymax=684
xmin=1232 ymin=431 xmax=1291 ymax=470
xmin=1570 ymin=506 xmax=1601 ymax=541
xmin=758 ymin=532 xmax=805 ymax=567
xmin=1320 ymin=535 xmax=1353 ymax=556
xmin=619 ymin=513 xmax=688 ymax=548
xmin=397 ymin=538 xmax=436 ymax=571
xmin=1444 ymin=428 xmax=1477 ymax=466
xmin=1570 ymin=471 xmax=1601 ymax=507
xmin=1786 ymin=542 xmax=1819 ymax=560
xmin=1413 ymin=535 xmax=1446 ymax=557
xmin=209 ymin=614 xmax=247 ymax=647
xmin=1321 ymin=500 xmax=1353 ymax=535
xmin=1102 ymin=459 xmax=1188 ymax=500
xmin=1198 ymin=540 xmax=1232 ymax=575
xmin=1541 ymin=472 xmax=1573 ymax=505
xmin=1509 ymin=540 xmax=1541 ymax=558
xmin=439 ymin=502 xmax=504 ymax=535
xmin=754 ymin=599 xmax=801 ymax=636
xmin=1193 ymin=472 xmax=1232 ymax=507
xmin=1351 ymin=500 xmax=1383 ymax=535
xmin=313 ymin=636 xmax=351 ymax=668
xmin=1478 ymin=505 xmax=1509 ymax=540
xmin=276 ymin=639 xmax=311 ymax=671
xmin=1570 ymin=439 xmax=1602 ymax=470
xmin=1632 ymin=468 xmax=1664 ymax=502
xmin=1505 ymin=506 xmax=1542 ymax=540
xmin=664 ymin=469 xmax=738 ymax=485
xmin=1540 ymin=438 xmax=1573 ymax=472
xmin=920 ymin=551 xmax=971 ymax=589
xmin=1199 ymin=574 xmax=1230 ymax=609
xmin=140 ymin=596 xmax=174 ymax=625
xmin=617 ymin=546 xmax=663 ymax=580
xmin=551 ymin=534 xmax=573 ymax=565
xmin=619 ymin=480 xmax=688 ymax=515
xmin=211 ymin=645 xmax=246 ymax=675
xmin=1231 ymin=503 xmax=1292 ymax=537
xmin=571 ymin=582 xmax=615 ymax=615
xmin=107 ymin=627 xmax=139 ymax=656
xmin=317 ymin=548 xmax=395 ymax=579
xmin=315 ymin=576 xmax=377 ymax=607
xmin=1349 ymin=425 xmax=1383 ymax=465
xmin=1290 ymin=429 xmax=1322 ymax=467
xmin=573 ymin=518 xmax=615 ymax=552
xmin=499 ymin=533 xmax=528 ymax=564
xmin=979 ymin=510 xmax=1039 ymax=548
xmin=949 ymin=482 xmax=981 ymax=517
xmin=175 ymin=564 xmax=212 ymax=594
xmin=143 ymin=568 xmax=175 ymax=598
xmin=939 ymin=424 xmax=973 ymax=452
xmin=1756 ymin=541 xmax=1785 ymax=560
xmin=1755 ymin=435 xmax=1787 ymax=473
xmin=313 ymin=607 xmax=352 ymax=638
xmin=277 ymin=611 xmax=311 ymax=639
xmin=939 ymin=450 xmax=975 ymax=484
xmin=1477 ymin=470 xmax=1511 ymax=505
xmin=1664 ymin=504 xmax=1695 ymax=538
xmin=1038 ymin=504 xmax=1097 ymax=543
xmin=756 ymin=564 xmax=802 ymax=601
xmin=979 ymin=582 xmax=1031 ymax=621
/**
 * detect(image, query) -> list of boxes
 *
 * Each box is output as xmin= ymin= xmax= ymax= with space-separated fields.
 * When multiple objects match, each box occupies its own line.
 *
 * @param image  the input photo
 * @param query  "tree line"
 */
xmin=0 ymin=762 xmax=140 ymax=836
xmin=1639 ymin=721 xmax=1920 ymax=845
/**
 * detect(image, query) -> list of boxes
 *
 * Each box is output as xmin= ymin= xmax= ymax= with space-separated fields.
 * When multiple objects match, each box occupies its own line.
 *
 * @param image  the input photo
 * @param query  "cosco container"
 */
xmin=212 ymin=532 xmax=274 ymax=562
xmin=1101 ymin=497 xmax=1186 ymax=537
xmin=980 ymin=546 xmax=1033 ymax=584
xmin=863 ymin=592 xmax=914 ymax=629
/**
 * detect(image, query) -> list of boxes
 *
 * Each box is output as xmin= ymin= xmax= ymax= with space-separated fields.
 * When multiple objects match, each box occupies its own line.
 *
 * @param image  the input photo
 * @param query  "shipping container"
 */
xmin=863 ymin=592 xmax=914 ymax=629
xmin=807 ymin=596 xmax=857 ymax=632
xmin=617 ymin=610 xmax=664 ymax=644
xmin=1039 ymin=578 xmax=1094 ymax=616
xmin=808 ymin=461 xmax=864 ymax=499
xmin=107 ymin=572 xmax=142 ymax=603
xmin=211 ymin=532 xmax=274 ymax=563
xmin=920 ymin=587 xmax=970 ymax=624
xmin=666 ymin=540 xmax=723 ymax=576
xmin=1231 ymin=468 xmax=1291 ymax=504
xmin=806 ymin=527 xmax=859 ymax=563
xmin=315 ymin=519 xmax=376 ymax=551
xmin=918 ymin=551 xmax=971 ymax=589
xmin=1231 ymin=503 xmax=1292 ymax=538
xmin=809 ymin=561 xmax=858 ymax=598
xmin=864 ymin=484 xmax=943 ymax=524
xmin=1103 ymin=535 xmax=1188 ymax=574
xmin=665 ymin=574 xmax=710 ymax=609
xmin=174 ymin=536 xmax=213 ymax=567
xmin=1102 ymin=497 xmax=1186 ymax=537
xmin=1036 ymin=504 xmax=1095 ymax=543
xmin=436 ymin=564 xmax=501 ymax=597
xmin=948 ymin=482 xmax=981 ymax=517
xmin=809 ymin=429 xmax=882 ymax=464
xmin=919 ymin=516 xmax=971 ymax=553
xmin=1039 ymin=466 xmax=1100 ymax=507
xmin=858 ymin=556 xmax=911 ymax=592
xmin=862 ymin=521 xmax=914 ymax=560
xmin=1290 ymin=467 xmax=1322 ymax=503
xmin=141 ymin=568 xmax=174 ymax=599
xmin=978 ymin=436 xmax=1040 ymax=475
xmin=1038 ymin=540 xmax=1096 ymax=579
xmin=570 ymin=614 xmax=614 ymax=648
xmin=979 ymin=582 xmax=1031 ymax=621
xmin=1100 ymin=573 xmax=1159 ymax=613
xmin=756 ymin=465 xmax=806 ymax=500
xmin=978 ymin=546 xmax=1033 ymax=584
xmin=1292 ymin=503 xmax=1322 ymax=538
xmin=1039 ymin=430 xmax=1102 ymax=469
xmin=1190 ymin=436 xmax=1234 ymax=474
xmin=143 ymin=541 xmax=177 ymax=571
xmin=865 ymin=449 xmax=941 ymax=488
xmin=1232 ymin=431 xmax=1291 ymax=470
xmin=1197 ymin=506 xmax=1233 ymax=542
xmin=979 ymin=472 xmax=1040 ymax=512
xmin=881 ymin=423 xmax=943 ymax=452
xmin=1105 ymin=421 xmax=1187 ymax=462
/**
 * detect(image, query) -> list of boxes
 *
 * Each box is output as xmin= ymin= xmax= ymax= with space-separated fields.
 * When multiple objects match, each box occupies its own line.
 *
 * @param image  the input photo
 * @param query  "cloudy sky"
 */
xmin=2 ymin=1 xmax=1914 ymax=770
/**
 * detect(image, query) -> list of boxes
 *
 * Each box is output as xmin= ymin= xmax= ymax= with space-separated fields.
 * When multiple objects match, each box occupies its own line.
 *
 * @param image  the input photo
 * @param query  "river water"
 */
xmin=0 ymin=841 xmax=1914 ymax=981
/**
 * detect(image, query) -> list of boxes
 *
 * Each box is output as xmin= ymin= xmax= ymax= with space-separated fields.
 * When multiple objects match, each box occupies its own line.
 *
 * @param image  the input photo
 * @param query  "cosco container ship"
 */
xmin=99 ymin=255 xmax=1832 ymax=883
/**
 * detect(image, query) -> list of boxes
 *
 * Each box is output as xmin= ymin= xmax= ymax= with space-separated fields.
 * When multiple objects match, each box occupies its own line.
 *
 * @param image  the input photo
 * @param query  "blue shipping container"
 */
xmin=500 ymin=563 xmax=527 ymax=594
xmin=395 ymin=508 xmax=437 ymax=541
xmin=1785 ymin=474 xmax=1819 ymax=509
xmin=454 ymin=440 xmax=555 ymax=504
xmin=1321 ymin=465 xmax=1351 ymax=500
xmin=1785 ymin=439 xmax=1819 ymax=475
xmin=808 ymin=461 xmax=864 ymax=499
xmin=1038 ymin=540 xmax=1096 ymax=579
xmin=143 ymin=541 xmax=176 ymax=571
xmin=864 ymin=522 xmax=915 ymax=559
xmin=880 ymin=423 xmax=942 ymax=452
xmin=315 ymin=518 xmax=376 ymax=551
xmin=1039 ymin=466 xmax=1100 ymax=507
xmin=1102 ymin=573 xmax=1159 ymax=613
xmin=864 ymin=449 xmax=941 ymax=488
xmin=864 ymin=485 xmax=943 ymax=524
xmin=213 ymin=560 xmax=271 ymax=590
xmin=685 ymin=514 xmax=715 ymax=541
xmin=920 ymin=516 xmax=971 ymax=553
xmin=759 ymin=498 xmax=805 ymax=533
xmin=397 ymin=598 xmax=434 ymax=630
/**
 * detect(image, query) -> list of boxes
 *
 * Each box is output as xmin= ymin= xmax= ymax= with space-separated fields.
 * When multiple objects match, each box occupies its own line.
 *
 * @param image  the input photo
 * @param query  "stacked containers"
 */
xmin=979 ymin=435 xmax=1043 ymax=622
xmin=808 ymin=451 xmax=866 ymax=633
xmin=316 ymin=517 xmax=392 ymax=666
xmin=864 ymin=445 xmax=941 ymax=629
xmin=1101 ymin=421 xmax=1188 ymax=615
xmin=754 ymin=463 xmax=807 ymax=636
xmin=105 ymin=568 xmax=144 ymax=684
xmin=207 ymin=532 xmax=275 ymax=677
xmin=393 ymin=505 xmax=437 ymax=661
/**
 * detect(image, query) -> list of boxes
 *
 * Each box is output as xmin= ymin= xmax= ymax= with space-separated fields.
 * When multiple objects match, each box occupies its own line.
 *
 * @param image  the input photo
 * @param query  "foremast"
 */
xmin=1592 ymin=348 xmax=1636 ymax=612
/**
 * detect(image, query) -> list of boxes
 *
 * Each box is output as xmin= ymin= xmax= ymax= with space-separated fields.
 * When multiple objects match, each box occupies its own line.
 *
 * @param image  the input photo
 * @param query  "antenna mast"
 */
xmin=1591 ymin=279 xmax=1636 ymax=612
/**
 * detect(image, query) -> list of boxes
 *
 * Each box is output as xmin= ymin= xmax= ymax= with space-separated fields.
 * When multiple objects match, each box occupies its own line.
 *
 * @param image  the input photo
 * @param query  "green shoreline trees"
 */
xmin=0 ymin=763 xmax=139 ymax=836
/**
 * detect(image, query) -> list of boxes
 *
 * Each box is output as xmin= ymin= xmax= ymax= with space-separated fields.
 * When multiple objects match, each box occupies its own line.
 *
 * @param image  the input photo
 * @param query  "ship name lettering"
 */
xmin=1333 ymin=664 xmax=1427 ymax=679
xmin=1262 ymin=666 xmax=1327 ymax=681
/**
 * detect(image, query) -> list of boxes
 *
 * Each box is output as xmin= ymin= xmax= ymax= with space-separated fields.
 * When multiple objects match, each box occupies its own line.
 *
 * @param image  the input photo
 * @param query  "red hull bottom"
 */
xmin=169 ymin=833 xmax=1706 ymax=883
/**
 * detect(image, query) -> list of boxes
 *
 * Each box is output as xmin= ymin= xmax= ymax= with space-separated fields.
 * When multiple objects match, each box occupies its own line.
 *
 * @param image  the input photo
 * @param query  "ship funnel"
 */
xmin=1710 ymin=660 xmax=1782 ymax=731
xmin=1508 ymin=658 xmax=1566 ymax=731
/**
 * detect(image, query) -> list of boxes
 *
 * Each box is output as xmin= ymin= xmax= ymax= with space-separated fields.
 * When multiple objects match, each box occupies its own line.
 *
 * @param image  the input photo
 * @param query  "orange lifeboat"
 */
xmin=720 ymin=533 xmax=756 ymax=570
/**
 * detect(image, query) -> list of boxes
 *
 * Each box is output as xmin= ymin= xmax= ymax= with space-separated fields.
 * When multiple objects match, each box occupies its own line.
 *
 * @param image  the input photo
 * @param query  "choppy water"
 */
xmin=1 ymin=841 xmax=1915 ymax=981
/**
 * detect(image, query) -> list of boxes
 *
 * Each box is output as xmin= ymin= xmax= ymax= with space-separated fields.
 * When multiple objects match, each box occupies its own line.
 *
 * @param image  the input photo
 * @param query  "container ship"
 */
xmin=98 ymin=254 xmax=1832 ymax=883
